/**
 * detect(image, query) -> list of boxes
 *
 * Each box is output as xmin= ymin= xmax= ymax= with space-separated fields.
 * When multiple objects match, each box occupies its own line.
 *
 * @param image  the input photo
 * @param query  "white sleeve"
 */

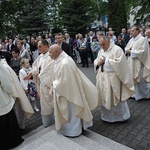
xmin=130 ymin=50 xmax=137 ymax=58
xmin=26 ymin=51 xmax=31 ymax=60
xmin=0 ymin=63 xmax=14 ymax=95
xmin=19 ymin=70 xmax=28 ymax=90
xmin=27 ymin=43 xmax=30 ymax=52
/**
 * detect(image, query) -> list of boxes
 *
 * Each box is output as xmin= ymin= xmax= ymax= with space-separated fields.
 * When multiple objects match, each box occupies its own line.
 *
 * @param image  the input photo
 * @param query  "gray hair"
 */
xmin=100 ymin=36 xmax=110 ymax=41
xmin=131 ymin=25 xmax=140 ymax=32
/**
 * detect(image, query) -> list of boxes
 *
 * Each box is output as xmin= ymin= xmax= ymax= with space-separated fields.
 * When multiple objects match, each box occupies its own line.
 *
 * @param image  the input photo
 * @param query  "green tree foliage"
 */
xmin=1 ymin=0 xmax=149 ymax=39
xmin=18 ymin=0 xmax=49 ymax=36
xmin=0 ymin=0 xmax=22 ymax=37
xmin=91 ymin=0 xmax=108 ymax=21
xmin=131 ymin=0 xmax=150 ymax=25
xmin=48 ymin=0 xmax=63 ymax=34
xmin=59 ymin=0 xmax=97 ymax=36
xmin=108 ymin=0 xmax=127 ymax=35
xmin=125 ymin=0 xmax=150 ymax=25
xmin=0 ymin=0 xmax=52 ymax=38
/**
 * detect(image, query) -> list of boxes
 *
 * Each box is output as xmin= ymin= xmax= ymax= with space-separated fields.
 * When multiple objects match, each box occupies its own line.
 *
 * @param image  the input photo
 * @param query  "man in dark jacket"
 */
xmin=7 ymin=38 xmax=16 ymax=52
xmin=121 ymin=28 xmax=130 ymax=45
xmin=55 ymin=33 xmax=72 ymax=57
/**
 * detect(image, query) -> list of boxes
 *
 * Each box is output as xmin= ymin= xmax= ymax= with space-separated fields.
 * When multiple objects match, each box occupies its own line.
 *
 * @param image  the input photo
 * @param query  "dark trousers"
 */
xmin=0 ymin=109 xmax=24 ymax=150
xmin=88 ymin=48 xmax=94 ymax=63
xmin=80 ymin=51 xmax=89 ymax=67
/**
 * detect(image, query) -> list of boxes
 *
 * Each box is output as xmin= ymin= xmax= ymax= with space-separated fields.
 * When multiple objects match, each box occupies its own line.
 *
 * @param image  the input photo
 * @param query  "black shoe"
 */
xmin=20 ymin=128 xmax=28 ymax=135
xmin=9 ymin=138 xmax=24 ymax=149
xmin=81 ymin=65 xmax=85 ymax=68
xmin=86 ymin=66 xmax=89 ymax=68
xmin=129 ymin=97 xmax=135 ymax=99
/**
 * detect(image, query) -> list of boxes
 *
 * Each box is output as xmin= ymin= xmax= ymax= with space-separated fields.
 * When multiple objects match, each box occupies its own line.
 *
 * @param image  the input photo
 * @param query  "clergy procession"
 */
xmin=0 ymin=25 xmax=150 ymax=150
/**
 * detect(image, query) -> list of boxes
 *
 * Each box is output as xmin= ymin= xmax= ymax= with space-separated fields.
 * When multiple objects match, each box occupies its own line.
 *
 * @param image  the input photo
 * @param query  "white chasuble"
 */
xmin=1 ymin=59 xmax=34 ymax=119
xmin=125 ymin=33 xmax=150 ymax=100
xmin=95 ymin=43 xmax=134 ymax=122
xmin=32 ymin=52 xmax=55 ymax=115
xmin=51 ymin=52 xmax=98 ymax=136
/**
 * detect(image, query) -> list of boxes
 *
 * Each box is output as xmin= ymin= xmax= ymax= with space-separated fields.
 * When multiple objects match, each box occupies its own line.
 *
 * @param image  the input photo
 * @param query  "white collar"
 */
xmin=132 ymin=33 xmax=142 ymax=41
xmin=41 ymin=51 xmax=49 ymax=58
xmin=22 ymin=67 xmax=31 ymax=72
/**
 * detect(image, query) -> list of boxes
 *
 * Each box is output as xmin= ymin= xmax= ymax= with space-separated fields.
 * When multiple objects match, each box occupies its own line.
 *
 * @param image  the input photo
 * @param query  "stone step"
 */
xmin=16 ymin=130 xmax=87 ymax=150
xmin=13 ymin=125 xmax=55 ymax=150
xmin=36 ymin=142 xmax=59 ymax=150
xmin=23 ymin=115 xmax=55 ymax=139
xmin=84 ymin=129 xmax=134 ymax=150
xmin=23 ymin=125 xmax=45 ymax=139
xmin=13 ymin=124 xmax=134 ymax=150
xmin=69 ymin=134 xmax=110 ymax=150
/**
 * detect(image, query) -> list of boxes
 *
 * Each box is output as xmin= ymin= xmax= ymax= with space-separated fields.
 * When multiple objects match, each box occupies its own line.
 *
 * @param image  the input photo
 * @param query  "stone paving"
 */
xmin=24 ymin=63 xmax=150 ymax=150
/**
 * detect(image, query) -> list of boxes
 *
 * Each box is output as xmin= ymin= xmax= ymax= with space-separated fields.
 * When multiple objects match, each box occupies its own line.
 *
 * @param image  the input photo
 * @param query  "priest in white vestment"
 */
xmin=0 ymin=60 xmax=24 ymax=149
xmin=49 ymin=44 xmax=98 ymax=137
xmin=94 ymin=36 xmax=134 ymax=123
xmin=145 ymin=29 xmax=150 ymax=49
xmin=125 ymin=25 xmax=150 ymax=100
xmin=0 ymin=58 xmax=34 ymax=129
xmin=24 ymin=39 xmax=55 ymax=127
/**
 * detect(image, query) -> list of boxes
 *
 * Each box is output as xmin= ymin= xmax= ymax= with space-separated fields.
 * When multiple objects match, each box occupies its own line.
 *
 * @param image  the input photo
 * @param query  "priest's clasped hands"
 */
xmin=97 ymin=55 xmax=105 ymax=66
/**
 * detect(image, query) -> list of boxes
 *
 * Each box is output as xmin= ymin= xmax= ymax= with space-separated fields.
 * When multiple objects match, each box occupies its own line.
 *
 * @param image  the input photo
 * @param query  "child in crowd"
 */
xmin=91 ymin=36 xmax=101 ymax=60
xmin=19 ymin=58 xmax=39 ymax=112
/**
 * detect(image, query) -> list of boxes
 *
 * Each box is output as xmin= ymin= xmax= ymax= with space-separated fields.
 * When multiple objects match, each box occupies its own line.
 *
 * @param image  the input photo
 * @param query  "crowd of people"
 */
xmin=0 ymin=25 xmax=150 ymax=149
